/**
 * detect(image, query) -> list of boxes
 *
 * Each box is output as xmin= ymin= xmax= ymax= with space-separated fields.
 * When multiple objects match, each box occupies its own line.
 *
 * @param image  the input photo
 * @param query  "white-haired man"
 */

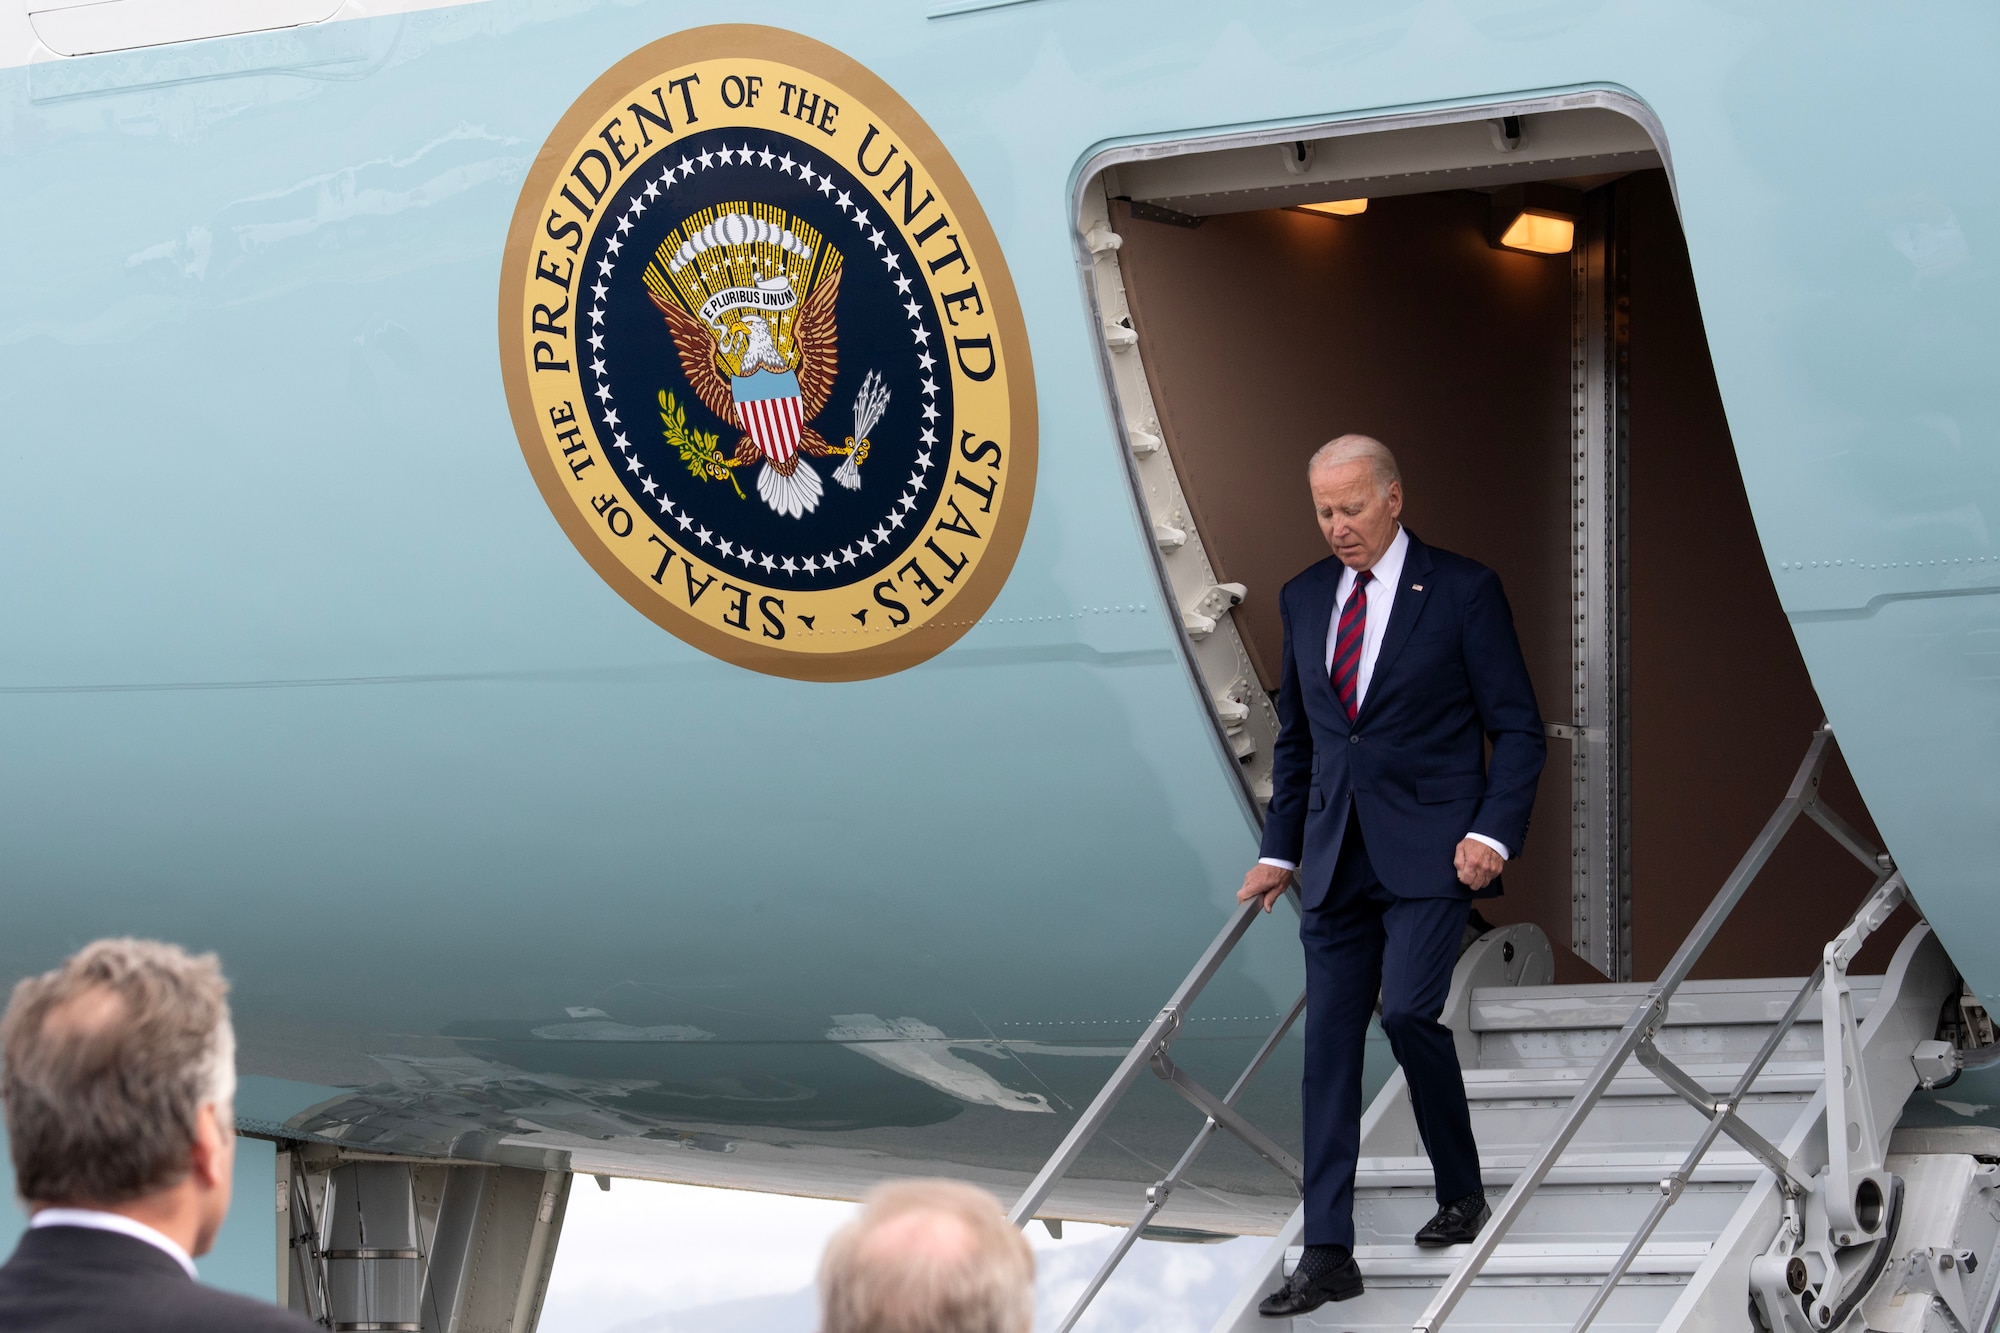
xmin=1241 ymin=436 xmax=1546 ymax=1317
xmin=0 ymin=938 xmax=318 ymax=1331
xmin=819 ymin=1178 xmax=1035 ymax=1333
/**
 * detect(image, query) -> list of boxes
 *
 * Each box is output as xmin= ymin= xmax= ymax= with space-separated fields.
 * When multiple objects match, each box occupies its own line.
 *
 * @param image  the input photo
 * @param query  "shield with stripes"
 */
xmin=732 ymin=369 xmax=804 ymax=467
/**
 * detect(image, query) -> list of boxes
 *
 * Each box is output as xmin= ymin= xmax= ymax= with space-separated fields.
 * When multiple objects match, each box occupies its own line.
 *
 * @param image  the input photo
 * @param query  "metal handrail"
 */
xmin=1569 ymin=871 xmax=1904 ymax=1333
xmin=1049 ymin=989 xmax=1309 ymax=1332
xmin=1415 ymin=725 xmax=1896 ymax=1333
xmin=1008 ymin=889 xmax=1307 ymax=1333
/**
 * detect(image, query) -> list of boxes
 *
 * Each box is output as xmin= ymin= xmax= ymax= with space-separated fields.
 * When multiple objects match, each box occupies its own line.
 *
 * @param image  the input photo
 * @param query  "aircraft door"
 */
xmin=1085 ymin=108 xmax=1900 ymax=984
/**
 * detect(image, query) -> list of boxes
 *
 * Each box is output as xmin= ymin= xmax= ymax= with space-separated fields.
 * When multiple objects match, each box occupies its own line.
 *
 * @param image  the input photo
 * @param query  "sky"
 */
xmin=538 ymin=1178 xmax=1271 ymax=1333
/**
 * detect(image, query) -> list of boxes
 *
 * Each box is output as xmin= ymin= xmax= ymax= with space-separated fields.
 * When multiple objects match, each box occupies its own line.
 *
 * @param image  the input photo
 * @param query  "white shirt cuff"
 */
xmin=1464 ymin=832 xmax=1510 ymax=861
xmin=1257 ymin=857 xmax=1298 ymax=871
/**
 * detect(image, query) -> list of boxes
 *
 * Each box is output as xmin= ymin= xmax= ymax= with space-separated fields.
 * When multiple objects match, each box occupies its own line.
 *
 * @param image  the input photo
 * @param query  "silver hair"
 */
xmin=1 ymin=938 xmax=236 ymax=1206
xmin=820 ymin=1178 xmax=1035 ymax=1333
xmin=1308 ymin=434 xmax=1402 ymax=495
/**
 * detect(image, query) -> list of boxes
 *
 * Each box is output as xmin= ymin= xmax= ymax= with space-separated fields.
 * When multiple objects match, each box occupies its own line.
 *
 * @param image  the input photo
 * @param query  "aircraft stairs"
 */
xmin=1013 ymin=728 xmax=2000 ymax=1333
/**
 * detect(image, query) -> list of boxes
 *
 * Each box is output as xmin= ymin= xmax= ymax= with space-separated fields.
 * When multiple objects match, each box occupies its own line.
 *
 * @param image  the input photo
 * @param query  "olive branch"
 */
xmin=659 ymin=390 xmax=742 ymax=499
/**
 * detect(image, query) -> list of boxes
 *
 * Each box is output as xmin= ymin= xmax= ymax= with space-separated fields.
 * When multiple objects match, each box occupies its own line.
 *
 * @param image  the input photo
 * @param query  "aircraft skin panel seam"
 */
xmin=1784 ymin=582 xmax=2000 ymax=624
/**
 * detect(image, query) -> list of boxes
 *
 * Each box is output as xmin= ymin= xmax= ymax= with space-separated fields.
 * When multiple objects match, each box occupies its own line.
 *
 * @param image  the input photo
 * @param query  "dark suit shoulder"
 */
xmin=0 ymin=1227 xmax=320 ymax=1333
xmin=153 ymin=1279 xmax=324 ymax=1332
xmin=1279 ymin=554 xmax=1346 ymax=605
xmin=1407 ymin=537 xmax=1495 ymax=583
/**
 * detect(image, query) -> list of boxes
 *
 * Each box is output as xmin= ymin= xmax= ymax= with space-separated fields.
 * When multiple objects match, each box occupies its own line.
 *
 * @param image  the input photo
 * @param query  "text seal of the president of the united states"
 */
xmin=500 ymin=26 xmax=1037 ymax=680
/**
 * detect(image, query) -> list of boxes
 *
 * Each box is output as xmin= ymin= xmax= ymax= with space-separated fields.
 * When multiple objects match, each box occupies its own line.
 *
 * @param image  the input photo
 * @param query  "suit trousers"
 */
xmin=1299 ymin=806 xmax=1482 ymax=1247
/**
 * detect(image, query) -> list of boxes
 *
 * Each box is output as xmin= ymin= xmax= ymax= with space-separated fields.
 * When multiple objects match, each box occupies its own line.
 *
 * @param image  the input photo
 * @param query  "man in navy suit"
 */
xmin=1240 ymin=435 xmax=1546 ymax=1318
xmin=0 ymin=938 xmax=319 ymax=1332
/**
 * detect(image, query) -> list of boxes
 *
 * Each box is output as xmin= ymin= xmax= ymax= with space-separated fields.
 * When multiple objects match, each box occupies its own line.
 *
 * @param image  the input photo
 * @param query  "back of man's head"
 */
xmin=0 ymin=938 xmax=236 ymax=1207
xmin=819 ymin=1178 xmax=1034 ymax=1333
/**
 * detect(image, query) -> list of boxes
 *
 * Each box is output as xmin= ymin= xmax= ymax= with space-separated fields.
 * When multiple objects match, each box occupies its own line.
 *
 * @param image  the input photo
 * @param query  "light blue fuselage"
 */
xmin=2 ymin=0 xmax=1996 ymax=1239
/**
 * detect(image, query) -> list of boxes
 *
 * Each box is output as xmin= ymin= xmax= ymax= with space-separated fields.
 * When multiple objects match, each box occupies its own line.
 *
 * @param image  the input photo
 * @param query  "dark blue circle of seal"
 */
xmin=588 ymin=125 xmax=950 ymax=592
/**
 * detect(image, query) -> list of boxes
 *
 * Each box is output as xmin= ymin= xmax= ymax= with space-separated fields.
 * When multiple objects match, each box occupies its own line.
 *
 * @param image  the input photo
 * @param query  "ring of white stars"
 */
xmin=586 ymin=139 xmax=945 ymax=583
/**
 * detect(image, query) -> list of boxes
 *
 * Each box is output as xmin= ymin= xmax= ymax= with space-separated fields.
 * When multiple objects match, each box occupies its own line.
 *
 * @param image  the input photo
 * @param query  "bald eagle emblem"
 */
xmin=643 ymin=205 xmax=883 ymax=519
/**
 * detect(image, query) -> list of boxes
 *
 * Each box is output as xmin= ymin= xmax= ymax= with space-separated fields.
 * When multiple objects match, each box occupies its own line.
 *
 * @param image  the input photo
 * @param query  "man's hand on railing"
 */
xmin=1238 ymin=863 xmax=1292 ymax=913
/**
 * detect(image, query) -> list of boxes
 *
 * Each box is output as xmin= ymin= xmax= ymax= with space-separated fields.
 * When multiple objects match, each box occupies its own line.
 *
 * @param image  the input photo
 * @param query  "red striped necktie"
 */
xmin=1331 ymin=569 xmax=1372 ymax=721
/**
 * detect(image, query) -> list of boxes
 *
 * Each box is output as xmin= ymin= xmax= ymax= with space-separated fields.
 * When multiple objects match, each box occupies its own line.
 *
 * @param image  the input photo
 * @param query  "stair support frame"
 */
xmin=1006 ymin=886 xmax=1317 ymax=1333
xmin=1005 ymin=887 xmax=1303 ymax=1235
xmin=1043 ymin=985 xmax=1309 ymax=1333
xmin=1417 ymin=724 xmax=1900 ymax=1333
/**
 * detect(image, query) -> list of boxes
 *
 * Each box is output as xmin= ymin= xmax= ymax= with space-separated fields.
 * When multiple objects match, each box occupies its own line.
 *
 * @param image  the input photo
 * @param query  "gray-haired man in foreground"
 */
xmin=819 ymin=1178 xmax=1035 ymax=1333
xmin=0 ymin=938 xmax=317 ymax=1331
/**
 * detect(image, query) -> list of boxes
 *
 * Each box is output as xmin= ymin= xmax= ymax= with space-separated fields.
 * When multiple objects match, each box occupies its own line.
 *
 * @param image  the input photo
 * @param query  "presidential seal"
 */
xmin=500 ymin=26 xmax=1036 ymax=680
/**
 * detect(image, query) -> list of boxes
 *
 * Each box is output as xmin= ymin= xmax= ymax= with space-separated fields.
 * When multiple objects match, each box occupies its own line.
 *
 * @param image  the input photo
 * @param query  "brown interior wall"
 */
xmin=1620 ymin=171 xmax=1907 ymax=980
xmin=1113 ymin=193 xmax=1573 ymax=697
xmin=1112 ymin=169 xmax=1908 ymax=983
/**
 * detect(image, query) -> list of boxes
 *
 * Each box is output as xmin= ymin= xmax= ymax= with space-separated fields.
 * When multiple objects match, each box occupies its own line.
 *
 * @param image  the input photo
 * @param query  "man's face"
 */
xmin=1311 ymin=459 xmax=1403 ymax=570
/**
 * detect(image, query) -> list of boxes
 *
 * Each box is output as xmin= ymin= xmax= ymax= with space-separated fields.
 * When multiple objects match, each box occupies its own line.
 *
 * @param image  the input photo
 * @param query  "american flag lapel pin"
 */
xmin=1412 ymin=584 xmax=1423 ymax=591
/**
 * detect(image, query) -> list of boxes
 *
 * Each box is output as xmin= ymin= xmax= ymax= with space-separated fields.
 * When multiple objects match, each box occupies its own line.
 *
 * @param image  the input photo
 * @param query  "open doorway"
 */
xmin=1081 ymin=98 xmax=1897 ymax=984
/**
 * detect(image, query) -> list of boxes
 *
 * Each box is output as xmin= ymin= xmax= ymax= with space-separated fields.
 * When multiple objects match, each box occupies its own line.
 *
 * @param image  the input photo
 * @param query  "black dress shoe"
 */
xmin=1258 ymin=1248 xmax=1363 ymax=1317
xmin=1415 ymin=1191 xmax=1490 ymax=1247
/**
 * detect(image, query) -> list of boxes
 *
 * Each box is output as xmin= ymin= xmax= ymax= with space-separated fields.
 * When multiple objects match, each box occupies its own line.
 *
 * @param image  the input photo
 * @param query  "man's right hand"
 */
xmin=1238 ymin=862 xmax=1293 ymax=914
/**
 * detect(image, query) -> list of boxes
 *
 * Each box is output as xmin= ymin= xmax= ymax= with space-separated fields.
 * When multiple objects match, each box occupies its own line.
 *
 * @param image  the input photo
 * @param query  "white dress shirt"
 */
xmin=31 ymin=1208 xmax=199 ymax=1279
xmin=1261 ymin=525 xmax=1510 ymax=871
xmin=1327 ymin=524 xmax=1410 ymax=706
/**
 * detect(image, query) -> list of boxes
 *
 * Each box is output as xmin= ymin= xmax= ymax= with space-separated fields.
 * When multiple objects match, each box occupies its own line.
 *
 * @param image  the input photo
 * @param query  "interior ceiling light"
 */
xmin=1298 ymin=198 xmax=1367 ymax=217
xmin=1499 ymin=211 xmax=1574 ymax=254
xmin=1489 ymin=183 xmax=1582 ymax=255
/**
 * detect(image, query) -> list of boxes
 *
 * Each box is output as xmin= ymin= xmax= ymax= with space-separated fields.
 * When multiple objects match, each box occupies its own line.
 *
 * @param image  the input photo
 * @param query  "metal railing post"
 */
xmin=1007 ymin=897 xmax=1264 ymax=1228
xmin=1565 ymin=962 xmax=1829 ymax=1333
xmin=1413 ymin=726 xmax=1839 ymax=1333
xmin=1048 ymin=988 xmax=1308 ymax=1333
xmin=1565 ymin=868 xmax=1907 ymax=1333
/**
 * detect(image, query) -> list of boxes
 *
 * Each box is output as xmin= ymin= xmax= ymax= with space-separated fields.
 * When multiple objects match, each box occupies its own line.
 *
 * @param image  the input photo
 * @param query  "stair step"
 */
xmin=1294 ymin=1280 xmax=1689 ymax=1332
xmin=1449 ymin=1057 xmax=1815 ymax=1159
xmin=1461 ymin=1063 xmax=1822 ymax=1097
xmin=1342 ymin=1241 xmax=1711 ymax=1278
xmin=1356 ymin=1151 xmax=1768 ymax=1187
xmin=1468 ymin=976 xmax=1880 ymax=1032
xmin=1478 ymin=1027 xmax=1831 ymax=1069
xmin=1436 ymin=1103 xmax=1804 ymax=1166
xmin=1356 ymin=1184 xmax=1752 ymax=1249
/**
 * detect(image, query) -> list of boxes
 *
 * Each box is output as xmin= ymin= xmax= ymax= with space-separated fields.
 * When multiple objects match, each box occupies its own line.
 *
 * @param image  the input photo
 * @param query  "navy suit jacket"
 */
xmin=0 ymin=1225 xmax=320 ymax=1332
xmin=1258 ymin=532 xmax=1547 ymax=910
